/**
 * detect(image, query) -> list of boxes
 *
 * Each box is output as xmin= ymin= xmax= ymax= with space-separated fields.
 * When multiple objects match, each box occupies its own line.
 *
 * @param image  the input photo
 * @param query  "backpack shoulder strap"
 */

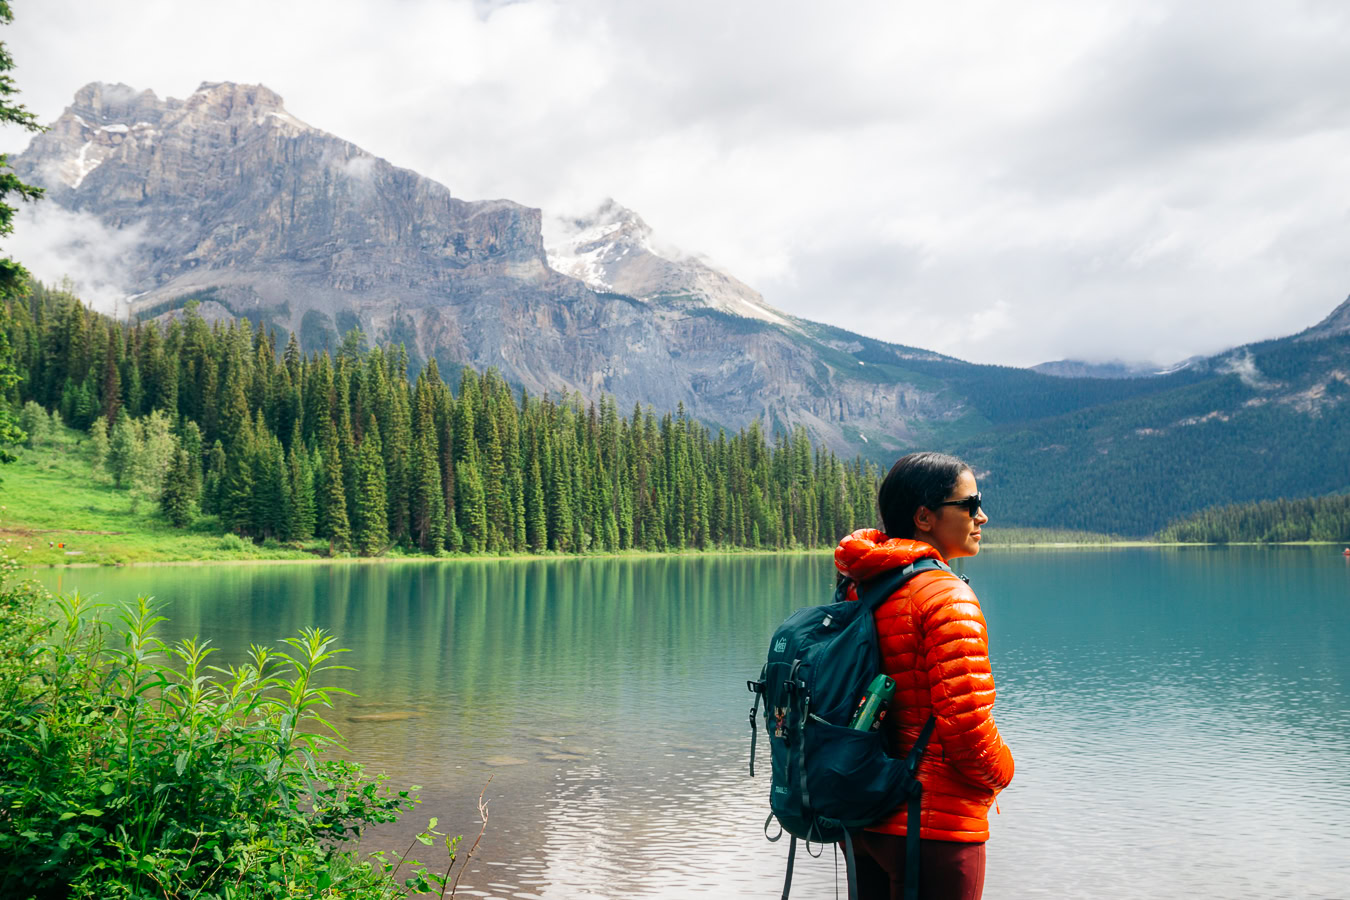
xmin=856 ymin=557 xmax=952 ymax=613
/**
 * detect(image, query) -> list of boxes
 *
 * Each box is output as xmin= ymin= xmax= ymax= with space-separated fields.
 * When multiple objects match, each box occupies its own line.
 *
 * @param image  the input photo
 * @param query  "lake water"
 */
xmin=32 ymin=548 xmax=1350 ymax=899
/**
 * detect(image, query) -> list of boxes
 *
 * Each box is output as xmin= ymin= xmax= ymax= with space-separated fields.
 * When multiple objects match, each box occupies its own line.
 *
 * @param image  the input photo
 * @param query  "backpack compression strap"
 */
xmin=747 ymin=674 xmax=766 ymax=777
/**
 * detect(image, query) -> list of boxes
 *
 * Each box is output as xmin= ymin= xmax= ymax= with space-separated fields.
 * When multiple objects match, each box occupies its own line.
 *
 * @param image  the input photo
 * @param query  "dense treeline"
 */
xmin=3 ymin=285 xmax=882 ymax=555
xmin=1157 ymin=493 xmax=1350 ymax=543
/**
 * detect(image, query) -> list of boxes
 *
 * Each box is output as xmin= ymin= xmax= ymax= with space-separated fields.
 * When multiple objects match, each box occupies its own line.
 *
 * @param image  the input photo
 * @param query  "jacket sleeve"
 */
xmin=919 ymin=577 xmax=1015 ymax=792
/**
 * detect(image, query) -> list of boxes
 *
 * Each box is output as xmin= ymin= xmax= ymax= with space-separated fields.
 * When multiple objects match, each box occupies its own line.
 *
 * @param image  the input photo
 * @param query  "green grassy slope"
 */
xmin=0 ymin=427 xmax=325 ymax=566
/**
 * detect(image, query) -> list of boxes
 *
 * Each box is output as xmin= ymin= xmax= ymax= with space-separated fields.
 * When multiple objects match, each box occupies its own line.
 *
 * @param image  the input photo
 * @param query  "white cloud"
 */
xmin=1 ymin=0 xmax=1349 ymax=366
xmin=5 ymin=205 xmax=147 ymax=316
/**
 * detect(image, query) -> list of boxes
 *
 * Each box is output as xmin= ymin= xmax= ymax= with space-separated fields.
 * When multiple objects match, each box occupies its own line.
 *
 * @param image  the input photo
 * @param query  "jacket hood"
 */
xmin=834 ymin=528 xmax=944 ymax=581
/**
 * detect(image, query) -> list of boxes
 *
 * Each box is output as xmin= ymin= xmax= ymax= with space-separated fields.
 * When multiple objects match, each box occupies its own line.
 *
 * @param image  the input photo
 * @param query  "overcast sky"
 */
xmin=3 ymin=0 xmax=1349 ymax=367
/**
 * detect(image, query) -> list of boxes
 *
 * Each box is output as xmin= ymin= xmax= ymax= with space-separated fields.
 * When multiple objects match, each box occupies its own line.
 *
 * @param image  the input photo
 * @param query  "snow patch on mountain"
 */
xmin=545 ymin=199 xmax=793 ymax=328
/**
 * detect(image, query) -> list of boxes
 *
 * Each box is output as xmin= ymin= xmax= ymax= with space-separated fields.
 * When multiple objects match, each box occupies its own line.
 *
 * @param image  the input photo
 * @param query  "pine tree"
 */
xmin=455 ymin=457 xmax=487 ymax=554
xmin=202 ymin=440 xmax=227 ymax=515
xmin=221 ymin=453 xmax=255 ymax=537
xmin=319 ymin=430 xmax=352 ymax=552
xmin=100 ymin=322 xmax=121 ymax=425
xmin=409 ymin=386 xmax=446 ymax=553
xmin=482 ymin=413 xmax=509 ymax=551
xmin=353 ymin=414 xmax=389 ymax=555
xmin=160 ymin=448 xmax=195 ymax=528
xmin=524 ymin=436 xmax=547 ymax=552
xmin=287 ymin=426 xmax=316 ymax=541
xmin=251 ymin=427 xmax=286 ymax=539
xmin=179 ymin=419 xmax=204 ymax=499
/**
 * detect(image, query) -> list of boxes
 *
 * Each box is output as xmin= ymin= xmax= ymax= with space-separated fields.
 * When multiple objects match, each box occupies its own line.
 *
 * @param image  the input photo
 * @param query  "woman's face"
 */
xmin=913 ymin=469 xmax=989 ymax=560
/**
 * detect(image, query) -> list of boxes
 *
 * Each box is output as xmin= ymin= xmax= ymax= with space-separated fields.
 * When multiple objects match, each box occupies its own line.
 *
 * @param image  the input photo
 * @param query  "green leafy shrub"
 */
xmin=217 ymin=533 xmax=250 ymax=552
xmin=0 ymin=558 xmax=473 ymax=899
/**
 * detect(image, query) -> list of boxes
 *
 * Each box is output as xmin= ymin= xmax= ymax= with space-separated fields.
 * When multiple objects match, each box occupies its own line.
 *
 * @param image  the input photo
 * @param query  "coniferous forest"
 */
xmin=3 ymin=284 xmax=883 ymax=556
xmin=1157 ymin=493 xmax=1350 ymax=544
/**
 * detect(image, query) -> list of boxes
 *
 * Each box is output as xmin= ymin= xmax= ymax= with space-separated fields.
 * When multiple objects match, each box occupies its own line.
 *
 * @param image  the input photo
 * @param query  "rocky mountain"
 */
xmin=14 ymin=81 xmax=980 ymax=456
xmin=1296 ymin=294 xmax=1350 ymax=342
xmin=545 ymin=199 xmax=794 ymax=327
xmin=11 ymin=81 xmax=1350 ymax=534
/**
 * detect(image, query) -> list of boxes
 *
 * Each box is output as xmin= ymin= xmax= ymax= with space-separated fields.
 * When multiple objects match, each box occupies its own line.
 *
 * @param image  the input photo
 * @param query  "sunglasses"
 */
xmin=934 ymin=492 xmax=983 ymax=517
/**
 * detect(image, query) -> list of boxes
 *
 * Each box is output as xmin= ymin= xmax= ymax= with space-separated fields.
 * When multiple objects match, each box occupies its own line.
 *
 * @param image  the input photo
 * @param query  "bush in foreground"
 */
xmin=0 ymin=557 xmax=472 ymax=899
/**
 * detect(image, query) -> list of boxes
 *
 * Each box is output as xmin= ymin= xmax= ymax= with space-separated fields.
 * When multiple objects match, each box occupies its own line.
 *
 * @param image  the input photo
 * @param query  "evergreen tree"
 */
xmin=160 ymin=448 xmax=195 ymax=528
xmin=0 ymin=2 xmax=42 ymax=462
xmin=287 ymin=425 xmax=316 ymax=541
xmin=524 ymin=436 xmax=547 ymax=552
xmin=318 ymin=430 xmax=352 ymax=552
xmin=409 ymin=385 xmax=445 ymax=553
xmin=353 ymin=414 xmax=389 ymax=556
xmin=251 ymin=425 xmax=286 ymax=539
xmin=202 ymin=440 xmax=227 ymax=515
xmin=455 ymin=458 xmax=487 ymax=554
xmin=221 ymin=452 xmax=255 ymax=537
xmin=179 ymin=419 xmax=204 ymax=499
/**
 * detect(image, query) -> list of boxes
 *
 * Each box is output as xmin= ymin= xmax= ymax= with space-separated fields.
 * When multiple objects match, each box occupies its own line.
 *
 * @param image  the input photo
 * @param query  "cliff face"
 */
xmin=14 ymin=81 xmax=967 ymax=455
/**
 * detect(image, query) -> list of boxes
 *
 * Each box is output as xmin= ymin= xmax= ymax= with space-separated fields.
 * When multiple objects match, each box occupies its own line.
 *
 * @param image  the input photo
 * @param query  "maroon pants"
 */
xmin=847 ymin=832 xmax=986 ymax=900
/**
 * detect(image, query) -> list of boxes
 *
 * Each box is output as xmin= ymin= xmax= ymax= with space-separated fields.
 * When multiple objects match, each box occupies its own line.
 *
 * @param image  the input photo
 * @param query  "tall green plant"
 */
xmin=0 ymin=565 xmax=479 ymax=899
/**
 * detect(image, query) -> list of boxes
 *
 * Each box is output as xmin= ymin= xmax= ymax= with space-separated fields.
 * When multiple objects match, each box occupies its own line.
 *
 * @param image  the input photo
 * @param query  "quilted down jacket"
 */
xmin=835 ymin=528 xmax=1015 ymax=842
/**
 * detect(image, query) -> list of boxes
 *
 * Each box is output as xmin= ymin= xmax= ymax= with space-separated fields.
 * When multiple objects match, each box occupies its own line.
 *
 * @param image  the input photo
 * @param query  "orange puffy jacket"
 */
xmin=834 ymin=529 xmax=1014 ymax=842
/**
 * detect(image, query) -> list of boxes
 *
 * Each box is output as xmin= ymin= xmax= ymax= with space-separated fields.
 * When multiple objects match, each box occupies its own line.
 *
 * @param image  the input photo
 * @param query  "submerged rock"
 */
xmin=346 ymin=710 xmax=423 ymax=723
xmin=481 ymin=756 xmax=529 ymax=767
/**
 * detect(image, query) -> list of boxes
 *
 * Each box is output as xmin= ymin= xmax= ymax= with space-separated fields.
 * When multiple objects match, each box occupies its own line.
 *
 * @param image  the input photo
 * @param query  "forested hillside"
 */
xmin=1157 ymin=494 xmax=1350 ymax=543
xmin=955 ymin=332 xmax=1350 ymax=535
xmin=3 ymin=285 xmax=882 ymax=555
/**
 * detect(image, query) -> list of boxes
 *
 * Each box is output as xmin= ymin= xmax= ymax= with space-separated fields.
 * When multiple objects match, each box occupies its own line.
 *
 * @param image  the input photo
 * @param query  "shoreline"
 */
xmin=20 ymin=539 xmax=1348 ymax=570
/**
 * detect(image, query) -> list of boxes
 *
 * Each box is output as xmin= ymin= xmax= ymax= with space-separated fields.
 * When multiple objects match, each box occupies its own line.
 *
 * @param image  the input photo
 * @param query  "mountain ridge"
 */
xmin=11 ymin=80 xmax=996 ymax=457
xmin=10 ymin=80 xmax=1350 ymax=535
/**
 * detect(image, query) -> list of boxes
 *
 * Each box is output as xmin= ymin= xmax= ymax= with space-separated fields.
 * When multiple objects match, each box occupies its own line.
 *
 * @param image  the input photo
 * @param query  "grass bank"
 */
xmin=0 ymin=429 xmax=325 ymax=566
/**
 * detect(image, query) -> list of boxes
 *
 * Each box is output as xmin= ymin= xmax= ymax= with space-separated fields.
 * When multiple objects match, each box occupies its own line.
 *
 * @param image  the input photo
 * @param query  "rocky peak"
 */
xmin=545 ymin=199 xmax=793 ymax=327
xmin=1299 ymin=294 xmax=1350 ymax=342
xmin=27 ymin=81 xmax=313 ymax=192
xmin=69 ymin=82 xmax=164 ymax=125
xmin=181 ymin=81 xmax=293 ymax=126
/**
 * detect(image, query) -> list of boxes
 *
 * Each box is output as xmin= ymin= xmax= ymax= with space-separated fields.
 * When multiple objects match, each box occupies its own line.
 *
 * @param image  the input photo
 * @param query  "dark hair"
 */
xmin=877 ymin=452 xmax=972 ymax=538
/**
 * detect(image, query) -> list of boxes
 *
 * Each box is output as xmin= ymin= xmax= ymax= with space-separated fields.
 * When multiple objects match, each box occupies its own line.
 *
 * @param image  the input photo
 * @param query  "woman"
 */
xmin=834 ymin=451 xmax=1014 ymax=900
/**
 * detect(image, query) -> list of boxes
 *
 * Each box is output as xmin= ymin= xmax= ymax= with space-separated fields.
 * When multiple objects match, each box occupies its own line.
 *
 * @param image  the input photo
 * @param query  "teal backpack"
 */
xmin=747 ymin=559 xmax=949 ymax=900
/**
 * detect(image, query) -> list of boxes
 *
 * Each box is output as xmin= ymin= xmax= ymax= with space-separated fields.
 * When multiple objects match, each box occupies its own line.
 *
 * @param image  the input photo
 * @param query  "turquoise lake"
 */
xmin=32 ymin=548 xmax=1350 ymax=899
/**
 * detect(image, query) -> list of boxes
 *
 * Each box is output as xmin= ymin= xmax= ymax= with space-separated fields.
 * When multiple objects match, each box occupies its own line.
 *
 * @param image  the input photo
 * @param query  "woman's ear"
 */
xmin=912 ymin=505 xmax=935 ymax=536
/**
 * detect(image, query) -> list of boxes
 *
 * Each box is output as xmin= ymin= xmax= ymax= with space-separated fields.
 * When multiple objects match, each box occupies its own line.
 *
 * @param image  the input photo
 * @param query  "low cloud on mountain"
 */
xmin=3 ymin=0 xmax=1350 ymax=366
xmin=7 ymin=205 xmax=147 ymax=316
